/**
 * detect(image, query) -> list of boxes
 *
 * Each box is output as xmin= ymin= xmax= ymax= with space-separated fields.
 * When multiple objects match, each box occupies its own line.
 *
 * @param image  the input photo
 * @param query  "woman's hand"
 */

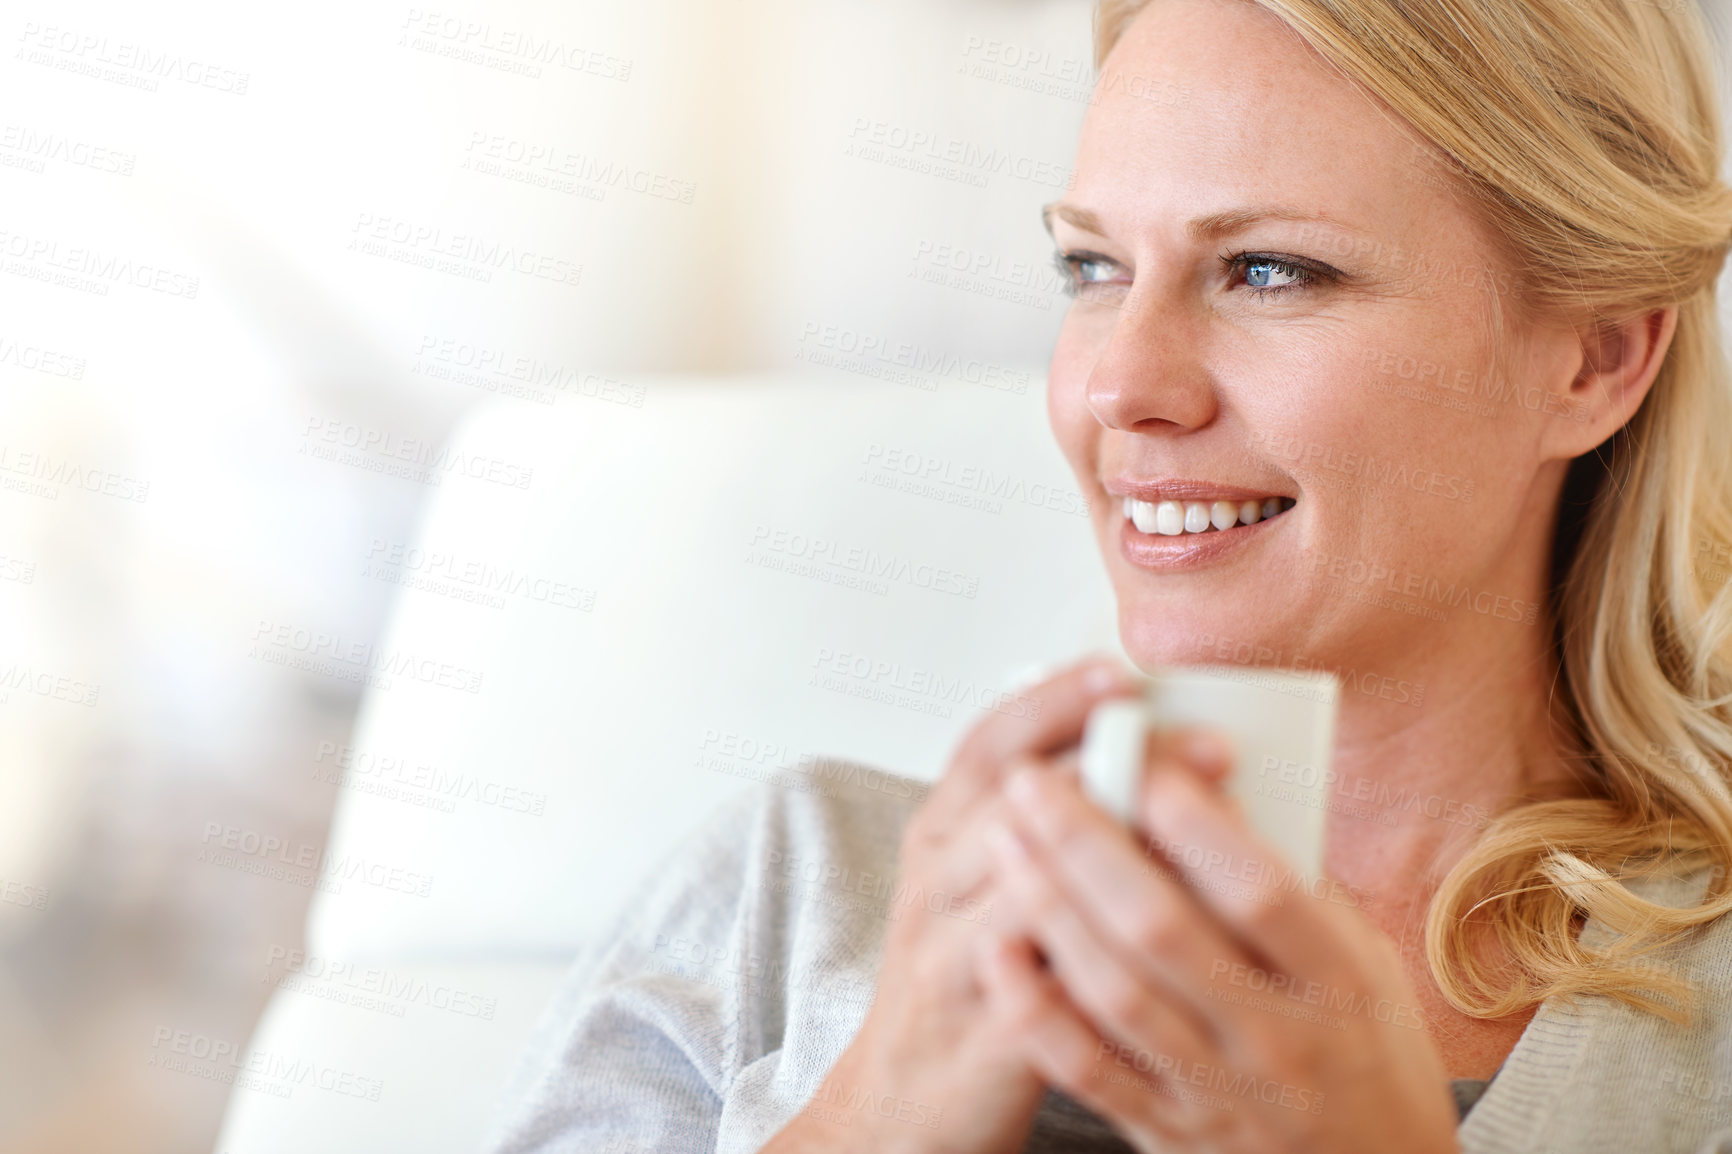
xmin=762 ymin=655 xmax=1144 ymax=1154
xmin=974 ymin=734 xmax=1460 ymax=1154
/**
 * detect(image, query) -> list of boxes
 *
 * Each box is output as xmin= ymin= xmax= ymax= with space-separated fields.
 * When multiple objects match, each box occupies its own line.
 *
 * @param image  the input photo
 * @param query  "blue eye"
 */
xmin=1050 ymin=248 xmax=1333 ymax=302
xmin=1052 ymin=249 xmax=1127 ymax=299
xmin=1233 ymin=254 xmax=1317 ymax=295
xmin=1072 ymin=257 xmax=1117 ymax=283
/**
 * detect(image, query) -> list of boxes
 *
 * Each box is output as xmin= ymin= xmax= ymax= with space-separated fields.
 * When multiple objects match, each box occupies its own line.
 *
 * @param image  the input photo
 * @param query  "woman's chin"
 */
xmin=1116 ymin=605 xmax=1243 ymax=670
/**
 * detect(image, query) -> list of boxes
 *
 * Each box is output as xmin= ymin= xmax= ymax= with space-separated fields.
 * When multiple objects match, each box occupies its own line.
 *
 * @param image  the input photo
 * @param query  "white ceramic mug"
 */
xmin=1079 ymin=665 xmax=1339 ymax=878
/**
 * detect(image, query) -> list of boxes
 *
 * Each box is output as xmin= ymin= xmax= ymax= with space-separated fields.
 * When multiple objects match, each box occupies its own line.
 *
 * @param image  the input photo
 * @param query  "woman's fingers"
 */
xmin=985 ymin=816 xmax=1222 ymax=1054
xmin=975 ymin=932 xmax=1209 ymax=1149
xmin=923 ymin=654 xmax=1143 ymax=830
xmin=1134 ymin=754 xmax=1354 ymax=984
xmin=920 ymin=788 xmax=1026 ymax=900
xmin=1147 ymin=724 xmax=1235 ymax=791
xmin=988 ymin=769 xmax=1259 ymax=1033
xmin=994 ymin=762 xmax=1368 ymax=1050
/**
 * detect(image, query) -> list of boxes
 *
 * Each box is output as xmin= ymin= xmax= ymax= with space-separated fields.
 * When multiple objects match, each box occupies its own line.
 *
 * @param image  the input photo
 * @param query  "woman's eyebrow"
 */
xmin=1186 ymin=206 xmax=1357 ymax=242
xmin=1041 ymin=201 xmax=1362 ymax=243
xmin=1041 ymin=202 xmax=1105 ymax=238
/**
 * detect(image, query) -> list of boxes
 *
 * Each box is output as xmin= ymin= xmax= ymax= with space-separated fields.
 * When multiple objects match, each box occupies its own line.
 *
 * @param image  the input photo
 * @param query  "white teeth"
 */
xmin=1121 ymin=494 xmax=1293 ymax=535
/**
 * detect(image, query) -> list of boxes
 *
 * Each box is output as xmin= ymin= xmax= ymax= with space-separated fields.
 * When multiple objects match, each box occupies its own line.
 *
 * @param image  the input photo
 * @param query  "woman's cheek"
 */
xmin=1045 ymin=322 xmax=1102 ymax=475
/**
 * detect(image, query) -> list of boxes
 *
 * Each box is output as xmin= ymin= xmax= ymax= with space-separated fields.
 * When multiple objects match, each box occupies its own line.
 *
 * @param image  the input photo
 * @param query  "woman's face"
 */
xmin=1048 ymin=0 xmax=1573 ymax=676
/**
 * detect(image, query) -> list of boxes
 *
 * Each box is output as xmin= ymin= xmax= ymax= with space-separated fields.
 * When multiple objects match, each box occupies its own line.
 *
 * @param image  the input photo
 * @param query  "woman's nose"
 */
xmin=1083 ymin=288 xmax=1220 ymax=434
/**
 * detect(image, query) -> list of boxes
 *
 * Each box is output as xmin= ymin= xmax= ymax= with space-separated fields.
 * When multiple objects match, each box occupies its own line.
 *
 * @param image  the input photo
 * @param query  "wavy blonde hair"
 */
xmin=1094 ymin=0 xmax=1732 ymax=1021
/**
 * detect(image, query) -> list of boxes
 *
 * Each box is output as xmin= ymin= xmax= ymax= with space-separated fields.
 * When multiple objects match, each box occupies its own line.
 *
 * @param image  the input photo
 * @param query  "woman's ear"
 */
xmin=1543 ymin=305 xmax=1678 ymax=460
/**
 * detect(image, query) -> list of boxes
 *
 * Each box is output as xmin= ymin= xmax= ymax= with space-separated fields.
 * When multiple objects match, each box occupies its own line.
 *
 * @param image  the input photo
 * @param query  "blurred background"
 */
xmin=0 ymin=0 xmax=1728 ymax=1151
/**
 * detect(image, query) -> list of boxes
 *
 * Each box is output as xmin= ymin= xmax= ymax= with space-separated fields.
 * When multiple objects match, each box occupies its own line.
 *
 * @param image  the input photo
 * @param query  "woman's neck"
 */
xmin=1319 ymin=625 xmax=1588 ymax=905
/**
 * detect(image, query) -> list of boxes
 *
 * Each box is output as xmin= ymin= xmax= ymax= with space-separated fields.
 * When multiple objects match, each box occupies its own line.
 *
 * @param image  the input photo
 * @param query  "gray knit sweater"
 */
xmin=481 ymin=767 xmax=1732 ymax=1153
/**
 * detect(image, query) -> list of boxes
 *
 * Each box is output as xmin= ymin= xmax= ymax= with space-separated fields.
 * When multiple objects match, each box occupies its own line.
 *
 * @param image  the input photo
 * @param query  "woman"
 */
xmin=485 ymin=0 xmax=1732 ymax=1150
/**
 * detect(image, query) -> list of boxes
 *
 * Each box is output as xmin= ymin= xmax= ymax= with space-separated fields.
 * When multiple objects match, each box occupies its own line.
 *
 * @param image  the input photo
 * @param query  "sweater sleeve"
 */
xmin=480 ymin=783 xmax=768 ymax=1154
xmin=479 ymin=768 xmax=921 ymax=1154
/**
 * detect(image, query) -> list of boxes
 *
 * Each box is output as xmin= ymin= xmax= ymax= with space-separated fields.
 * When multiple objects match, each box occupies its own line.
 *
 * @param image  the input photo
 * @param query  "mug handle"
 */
xmin=1079 ymin=698 xmax=1149 ymax=826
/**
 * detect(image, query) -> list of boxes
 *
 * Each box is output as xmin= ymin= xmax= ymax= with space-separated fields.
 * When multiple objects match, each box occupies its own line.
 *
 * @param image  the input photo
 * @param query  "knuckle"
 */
xmin=968 ymin=793 xmax=1016 ymax=837
xmin=1092 ymin=970 xmax=1147 ymax=1025
xmin=1236 ymin=891 xmax=1289 ymax=937
xmin=1125 ymin=903 xmax=1185 ymax=959
xmin=948 ymin=724 xmax=1007 ymax=776
xmin=1010 ymin=863 xmax=1058 ymax=921
xmin=1047 ymin=1034 xmax=1099 ymax=1086
xmin=1236 ymin=1014 xmax=1309 ymax=1074
xmin=998 ymin=979 xmax=1049 ymax=1034
xmin=908 ymin=937 xmax=957 ymax=989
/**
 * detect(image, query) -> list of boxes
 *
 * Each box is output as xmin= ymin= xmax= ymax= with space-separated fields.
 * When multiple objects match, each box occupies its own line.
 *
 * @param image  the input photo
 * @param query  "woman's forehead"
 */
xmin=1069 ymin=2 xmax=1451 ymax=247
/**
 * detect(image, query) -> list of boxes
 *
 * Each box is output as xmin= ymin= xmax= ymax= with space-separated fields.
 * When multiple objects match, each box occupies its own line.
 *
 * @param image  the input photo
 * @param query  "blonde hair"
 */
xmin=1094 ymin=0 xmax=1732 ymax=1021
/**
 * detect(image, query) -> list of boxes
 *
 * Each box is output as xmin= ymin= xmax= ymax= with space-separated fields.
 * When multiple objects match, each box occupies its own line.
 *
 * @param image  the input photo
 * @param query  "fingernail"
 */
xmin=985 ymin=818 xmax=1029 ymax=862
xmin=1006 ymin=767 xmax=1042 ymax=809
xmin=1084 ymin=658 xmax=1132 ymax=694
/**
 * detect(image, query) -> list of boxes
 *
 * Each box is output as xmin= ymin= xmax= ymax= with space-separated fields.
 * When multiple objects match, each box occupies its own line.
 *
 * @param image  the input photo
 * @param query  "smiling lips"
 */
xmin=1121 ymin=495 xmax=1296 ymax=536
